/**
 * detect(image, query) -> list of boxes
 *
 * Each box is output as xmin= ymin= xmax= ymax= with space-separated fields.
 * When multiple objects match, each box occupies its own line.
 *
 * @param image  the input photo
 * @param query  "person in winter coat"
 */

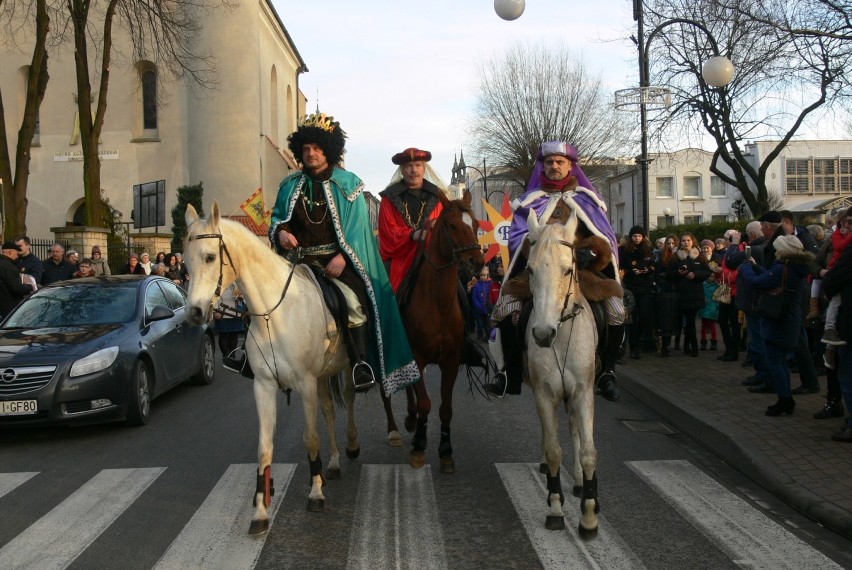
xmin=655 ymin=235 xmax=681 ymax=357
xmin=700 ymin=273 xmax=719 ymax=350
xmin=619 ymin=225 xmax=655 ymax=359
xmin=471 ymin=268 xmax=493 ymax=341
xmin=822 ymin=242 xmax=852 ymax=441
xmin=90 ymin=246 xmax=111 ymax=276
xmin=0 ymin=242 xmax=34 ymax=319
xmin=667 ymin=233 xmax=710 ymax=357
xmin=739 ymin=234 xmax=814 ymax=417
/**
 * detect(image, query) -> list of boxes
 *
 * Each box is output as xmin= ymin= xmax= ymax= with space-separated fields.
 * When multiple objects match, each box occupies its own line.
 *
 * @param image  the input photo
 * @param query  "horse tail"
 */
xmin=460 ymin=336 xmax=501 ymax=397
xmin=327 ymin=373 xmax=346 ymax=408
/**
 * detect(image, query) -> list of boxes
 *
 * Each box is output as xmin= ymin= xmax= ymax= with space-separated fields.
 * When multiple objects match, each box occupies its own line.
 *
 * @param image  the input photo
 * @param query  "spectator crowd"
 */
xmin=617 ymin=207 xmax=852 ymax=442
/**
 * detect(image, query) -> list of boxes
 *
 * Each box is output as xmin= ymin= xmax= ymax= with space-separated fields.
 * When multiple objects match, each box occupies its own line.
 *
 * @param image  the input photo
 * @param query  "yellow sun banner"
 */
xmin=478 ymin=194 xmax=514 ymax=269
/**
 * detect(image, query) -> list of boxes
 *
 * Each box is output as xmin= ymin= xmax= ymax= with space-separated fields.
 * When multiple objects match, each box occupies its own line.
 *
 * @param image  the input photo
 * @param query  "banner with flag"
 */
xmin=240 ymin=188 xmax=270 ymax=232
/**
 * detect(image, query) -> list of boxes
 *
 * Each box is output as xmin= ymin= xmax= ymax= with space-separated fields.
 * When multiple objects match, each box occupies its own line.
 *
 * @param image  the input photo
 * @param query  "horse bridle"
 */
xmin=187 ymin=230 xmax=295 ymax=319
xmin=424 ymin=205 xmax=482 ymax=271
xmin=528 ymin=237 xmax=582 ymax=325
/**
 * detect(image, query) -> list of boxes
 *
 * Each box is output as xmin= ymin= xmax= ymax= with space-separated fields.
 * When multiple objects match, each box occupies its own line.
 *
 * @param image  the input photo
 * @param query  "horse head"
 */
xmin=184 ymin=201 xmax=237 ymax=325
xmin=527 ymin=208 xmax=581 ymax=348
xmin=431 ymin=190 xmax=485 ymax=274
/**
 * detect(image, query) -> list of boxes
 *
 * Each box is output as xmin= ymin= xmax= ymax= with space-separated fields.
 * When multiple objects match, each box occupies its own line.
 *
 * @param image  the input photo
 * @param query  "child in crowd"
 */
xmin=471 ymin=268 xmax=493 ymax=342
xmin=700 ymin=272 xmax=719 ymax=350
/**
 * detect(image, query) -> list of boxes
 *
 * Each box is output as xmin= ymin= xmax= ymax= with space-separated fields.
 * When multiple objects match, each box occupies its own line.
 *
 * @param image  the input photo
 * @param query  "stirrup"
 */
xmin=485 ymin=371 xmax=508 ymax=399
xmin=352 ymin=361 xmax=375 ymax=393
xmin=222 ymin=347 xmax=246 ymax=374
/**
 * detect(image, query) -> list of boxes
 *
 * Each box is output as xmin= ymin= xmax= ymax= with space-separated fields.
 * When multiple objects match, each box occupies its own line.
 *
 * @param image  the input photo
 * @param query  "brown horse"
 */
xmin=379 ymin=190 xmax=485 ymax=473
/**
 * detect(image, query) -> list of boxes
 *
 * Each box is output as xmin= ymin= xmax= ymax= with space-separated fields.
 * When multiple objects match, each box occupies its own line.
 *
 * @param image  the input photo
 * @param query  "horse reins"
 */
xmin=423 ymin=205 xmax=481 ymax=272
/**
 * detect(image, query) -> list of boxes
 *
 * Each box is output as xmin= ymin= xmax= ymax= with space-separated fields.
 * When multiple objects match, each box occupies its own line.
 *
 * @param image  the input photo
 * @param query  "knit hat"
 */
xmin=700 ymin=239 xmax=714 ymax=249
xmin=773 ymin=234 xmax=803 ymax=256
xmin=91 ymin=245 xmax=101 ymax=255
xmin=628 ymin=225 xmax=645 ymax=237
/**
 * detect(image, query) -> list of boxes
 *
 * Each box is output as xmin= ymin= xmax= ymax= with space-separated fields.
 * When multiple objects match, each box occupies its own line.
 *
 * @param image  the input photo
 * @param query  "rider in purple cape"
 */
xmin=486 ymin=141 xmax=625 ymax=402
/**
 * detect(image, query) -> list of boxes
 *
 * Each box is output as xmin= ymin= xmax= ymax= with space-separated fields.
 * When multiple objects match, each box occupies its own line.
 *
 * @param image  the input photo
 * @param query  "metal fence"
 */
xmin=27 ymin=238 xmax=71 ymax=261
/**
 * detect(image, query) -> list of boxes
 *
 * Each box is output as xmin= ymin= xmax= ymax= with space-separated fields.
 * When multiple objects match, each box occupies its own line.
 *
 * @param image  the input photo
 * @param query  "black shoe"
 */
xmin=352 ymin=362 xmax=375 ymax=393
xmin=814 ymin=398 xmax=844 ymax=420
xmin=742 ymin=377 xmax=763 ymax=387
xmin=790 ymin=384 xmax=819 ymax=395
xmin=831 ymin=425 xmax=852 ymax=442
xmin=748 ymin=385 xmax=776 ymax=394
xmin=222 ymin=355 xmax=243 ymax=374
xmin=596 ymin=371 xmax=620 ymax=402
xmin=629 ymin=351 xmax=641 ymax=359
xmin=766 ymin=397 xmax=795 ymax=416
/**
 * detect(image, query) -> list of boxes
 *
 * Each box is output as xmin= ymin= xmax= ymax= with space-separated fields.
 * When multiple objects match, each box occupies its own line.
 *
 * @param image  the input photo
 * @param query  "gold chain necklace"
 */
xmin=403 ymin=199 xmax=427 ymax=228
xmin=301 ymin=193 xmax=329 ymax=225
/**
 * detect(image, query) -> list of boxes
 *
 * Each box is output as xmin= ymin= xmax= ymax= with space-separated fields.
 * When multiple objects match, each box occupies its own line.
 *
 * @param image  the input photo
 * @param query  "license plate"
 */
xmin=0 ymin=400 xmax=38 ymax=416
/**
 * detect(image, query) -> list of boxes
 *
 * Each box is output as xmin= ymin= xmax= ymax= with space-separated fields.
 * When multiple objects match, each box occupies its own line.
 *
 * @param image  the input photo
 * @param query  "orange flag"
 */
xmin=240 ymin=188 xmax=268 ymax=232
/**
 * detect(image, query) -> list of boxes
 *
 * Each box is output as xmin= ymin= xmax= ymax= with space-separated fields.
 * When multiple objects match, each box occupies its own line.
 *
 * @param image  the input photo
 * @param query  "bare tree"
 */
xmin=0 ymin=0 xmax=57 ymax=238
xmin=645 ymin=0 xmax=851 ymax=216
xmin=470 ymin=42 xmax=635 ymax=190
xmin=67 ymin=0 xmax=221 ymax=227
xmin=719 ymin=0 xmax=852 ymax=42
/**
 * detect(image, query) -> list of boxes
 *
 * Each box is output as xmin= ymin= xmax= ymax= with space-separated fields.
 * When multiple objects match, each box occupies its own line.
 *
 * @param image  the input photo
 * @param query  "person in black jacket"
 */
xmin=619 ymin=225 xmax=655 ymax=359
xmin=822 ymin=217 xmax=852 ymax=442
xmin=0 ymin=242 xmax=34 ymax=319
xmin=41 ymin=243 xmax=76 ymax=285
xmin=667 ymin=233 xmax=710 ymax=357
xmin=15 ymin=236 xmax=43 ymax=284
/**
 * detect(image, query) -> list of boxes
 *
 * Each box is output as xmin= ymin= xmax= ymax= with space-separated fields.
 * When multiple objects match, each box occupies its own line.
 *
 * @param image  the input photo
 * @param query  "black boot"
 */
xmin=596 ymin=325 xmax=623 ymax=402
xmin=485 ymin=319 xmax=523 ymax=397
xmin=814 ymin=396 xmax=845 ymax=419
xmin=223 ymin=347 xmax=254 ymax=379
xmin=349 ymin=325 xmax=376 ymax=392
xmin=766 ymin=396 xmax=795 ymax=416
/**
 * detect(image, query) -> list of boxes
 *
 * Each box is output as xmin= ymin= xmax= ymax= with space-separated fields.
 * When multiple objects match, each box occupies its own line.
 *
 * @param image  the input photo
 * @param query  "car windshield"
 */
xmin=3 ymin=284 xmax=138 ymax=327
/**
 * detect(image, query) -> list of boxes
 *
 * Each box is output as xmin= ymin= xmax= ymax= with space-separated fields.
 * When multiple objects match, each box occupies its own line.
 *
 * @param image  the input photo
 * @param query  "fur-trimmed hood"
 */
xmin=776 ymin=250 xmax=815 ymax=265
xmin=676 ymin=247 xmax=701 ymax=261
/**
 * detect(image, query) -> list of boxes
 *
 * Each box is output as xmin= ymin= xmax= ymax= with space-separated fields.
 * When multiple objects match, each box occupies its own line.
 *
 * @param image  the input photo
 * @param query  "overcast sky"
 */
xmin=271 ymin=0 xmax=637 ymax=195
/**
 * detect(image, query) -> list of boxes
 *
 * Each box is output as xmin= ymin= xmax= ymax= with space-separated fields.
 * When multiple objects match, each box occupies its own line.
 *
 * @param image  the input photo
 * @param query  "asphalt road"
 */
xmin=1 ymin=360 xmax=849 ymax=569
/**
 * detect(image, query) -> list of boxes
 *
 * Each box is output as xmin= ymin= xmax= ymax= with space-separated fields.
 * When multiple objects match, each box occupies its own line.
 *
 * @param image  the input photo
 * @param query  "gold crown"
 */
xmin=299 ymin=112 xmax=337 ymax=133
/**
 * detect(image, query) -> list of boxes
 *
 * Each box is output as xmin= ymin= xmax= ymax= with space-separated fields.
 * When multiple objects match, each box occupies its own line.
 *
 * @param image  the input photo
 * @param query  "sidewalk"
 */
xmin=617 ymin=348 xmax=852 ymax=540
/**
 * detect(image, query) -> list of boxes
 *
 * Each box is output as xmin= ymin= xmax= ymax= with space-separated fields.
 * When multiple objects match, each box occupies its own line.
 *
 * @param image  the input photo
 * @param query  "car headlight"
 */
xmin=70 ymin=347 xmax=120 ymax=377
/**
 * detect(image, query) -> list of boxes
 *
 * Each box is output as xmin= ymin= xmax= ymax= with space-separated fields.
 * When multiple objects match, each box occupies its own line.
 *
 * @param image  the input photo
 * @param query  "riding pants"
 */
xmin=328 ymin=278 xmax=367 ymax=327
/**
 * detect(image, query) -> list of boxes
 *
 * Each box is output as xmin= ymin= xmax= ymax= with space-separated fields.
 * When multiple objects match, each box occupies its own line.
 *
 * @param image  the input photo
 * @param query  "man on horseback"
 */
xmin=378 ymin=147 xmax=446 ymax=291
xmin=268 ymin=112 xmax=420 ymax=395
xmin=485 ymin=141 xmax=625 ymax=401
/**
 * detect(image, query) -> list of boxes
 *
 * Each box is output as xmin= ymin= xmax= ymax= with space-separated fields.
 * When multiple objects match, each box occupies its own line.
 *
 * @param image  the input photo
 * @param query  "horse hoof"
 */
xmin=439 ymin=457 xmax=455 ymax=474
xmin=577 ymin=524 xmax=598 ymax=540
xmin=545 ymin=515 xmax=565 ymax=531
xmin=306 ymin=498 xmax=325 ymax=512
xmin=346 ymin=446 xmax=361 ymax=459
xmin=572 ymin=485 xmax=582 ymax=498
xmin=408 ymin=451 xmax=426 ymax=469
xmin=539 ymin=463 xmax=548 ymax=474
xmin=388 ymin=431 xmax=403 ymax=447
xmin=326 ymin=468 xmax=341 ymax=480
xmin=248 ymin=518 xmax=269 ymax=535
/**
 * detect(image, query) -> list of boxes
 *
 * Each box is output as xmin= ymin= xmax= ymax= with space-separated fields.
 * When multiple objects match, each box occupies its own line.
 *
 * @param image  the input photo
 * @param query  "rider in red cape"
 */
xmin=268 ymin=113 xmax=420 ymax=396
xmin=485 ymin=141 xmax=625 ymax=401
xmin=378 ymin=147 xmax=445 ymax=292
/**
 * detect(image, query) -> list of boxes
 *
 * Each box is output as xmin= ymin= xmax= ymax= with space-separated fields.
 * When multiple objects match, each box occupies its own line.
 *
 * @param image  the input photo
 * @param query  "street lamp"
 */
xmin=663 ymin=207 xmax=673 ymax=227
xmin=494 ymin=0 xmax=524 ymax=21
xmin=619 ymin=7 xmax=735 ymax=233
xmin=731 ymin=190 xmax=747 ymax=221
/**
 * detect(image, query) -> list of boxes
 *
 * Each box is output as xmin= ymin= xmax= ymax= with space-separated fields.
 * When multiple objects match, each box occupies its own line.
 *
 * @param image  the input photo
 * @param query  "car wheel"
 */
xmin=126 ymin=359 xmax=152 ymax=426
xmin=190 ymin=334 xmax=216 ymax=386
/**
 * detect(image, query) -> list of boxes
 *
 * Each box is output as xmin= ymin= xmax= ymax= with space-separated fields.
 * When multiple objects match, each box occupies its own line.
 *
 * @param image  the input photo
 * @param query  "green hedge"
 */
xmin=648 ymin=219 xmax=749 ymax=244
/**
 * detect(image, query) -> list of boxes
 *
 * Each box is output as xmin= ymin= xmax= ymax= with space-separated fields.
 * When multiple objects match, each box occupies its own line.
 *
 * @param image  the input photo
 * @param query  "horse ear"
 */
xmin=185 ymin=203 xmax=198 ymax=226
xmin=462 ymin=189 xmax=473 ymax=207
xmin=211 ymin=201 xmax=221 ymax=225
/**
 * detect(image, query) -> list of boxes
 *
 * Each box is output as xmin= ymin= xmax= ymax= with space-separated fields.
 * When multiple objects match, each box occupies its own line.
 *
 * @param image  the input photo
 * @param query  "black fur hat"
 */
xmin=287 ymin=112 xmax=347 ymax=168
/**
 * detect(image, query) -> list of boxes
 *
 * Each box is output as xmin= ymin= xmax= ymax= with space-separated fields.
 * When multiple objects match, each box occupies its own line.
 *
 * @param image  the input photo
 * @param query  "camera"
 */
xmin=745 ymin=245 xmax=752 ymax=258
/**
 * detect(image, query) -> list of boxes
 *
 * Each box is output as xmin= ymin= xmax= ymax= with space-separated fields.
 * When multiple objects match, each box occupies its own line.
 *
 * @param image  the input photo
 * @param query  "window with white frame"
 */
xmin=684 ymin=215 xmax=702 ymax=224
xmin=711 ymin=214 xmax=729 ymax=222
xmin=785 ymin=157 xmax=851 ymax=194
xmin=710 ymin=176 xmax=726 ymax=197
xmin=683 ymin=176 xmax=701 ymax=198
xmin=656 ymin=176 xmax=673 ymax=198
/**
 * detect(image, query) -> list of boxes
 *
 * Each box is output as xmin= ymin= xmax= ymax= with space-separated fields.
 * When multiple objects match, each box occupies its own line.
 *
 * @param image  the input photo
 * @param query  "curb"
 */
xmin=618 ymin=368 xmax=852 ymax=541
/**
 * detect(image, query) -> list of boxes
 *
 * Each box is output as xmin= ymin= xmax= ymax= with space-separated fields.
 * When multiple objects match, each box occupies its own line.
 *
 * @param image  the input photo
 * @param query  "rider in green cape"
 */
xmin=269 ymin=112 xmax=420 ymax=396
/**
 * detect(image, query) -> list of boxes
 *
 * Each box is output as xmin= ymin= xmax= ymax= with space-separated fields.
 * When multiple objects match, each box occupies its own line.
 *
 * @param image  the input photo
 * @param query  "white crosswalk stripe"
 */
xmin=0 ymin=472 xmax=38 ymax=500
xmin=0 ymin=467 xmax=164 ymax=570
xmin=0 ymin=460 xmax=843 ymax=569
xmin=496 ymin=463 xmax=647 ymax=570
xmin=627 ymin=460 xmax=843 ymax=570
xmin=348 ymin=464 xmax=447 ymax=570
xmin=153 ymin=463 xmax=294 ymax=570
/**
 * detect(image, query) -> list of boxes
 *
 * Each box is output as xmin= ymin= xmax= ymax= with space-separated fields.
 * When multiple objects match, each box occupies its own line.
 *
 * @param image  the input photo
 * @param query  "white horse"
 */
xmin=525 ymin=208 xmax=600 ymax=538
xmin=183 ymin=202 xmax=360 ymax=535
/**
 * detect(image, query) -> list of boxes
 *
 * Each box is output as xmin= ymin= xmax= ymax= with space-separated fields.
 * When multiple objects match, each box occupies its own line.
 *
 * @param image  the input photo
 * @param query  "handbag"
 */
xmin=713 ymin=278 xmax=732 ymax=304
xmin=751 ymin=264 xmax=788 ymax=320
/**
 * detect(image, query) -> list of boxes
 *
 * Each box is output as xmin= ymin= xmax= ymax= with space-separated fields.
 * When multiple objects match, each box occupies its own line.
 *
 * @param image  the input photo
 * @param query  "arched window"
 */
xmin=270 ymin=65 xmax=279 ymax=142
xmin=142 ymin=69 xmax=157 ymax=130
xmin=286 ymin=85 xmax=294 ymax=135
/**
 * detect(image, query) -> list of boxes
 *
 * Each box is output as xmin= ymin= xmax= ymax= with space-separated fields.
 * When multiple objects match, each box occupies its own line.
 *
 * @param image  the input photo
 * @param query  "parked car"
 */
xmin=0 ymin=275 xmax=215 ymax=427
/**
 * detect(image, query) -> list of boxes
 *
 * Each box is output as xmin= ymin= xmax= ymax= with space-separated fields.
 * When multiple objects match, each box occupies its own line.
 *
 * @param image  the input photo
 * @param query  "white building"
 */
xmin=1 ymin=1 xmax=307 ymax=238
xmin=606 ymin=141 xmax=852 ymax=234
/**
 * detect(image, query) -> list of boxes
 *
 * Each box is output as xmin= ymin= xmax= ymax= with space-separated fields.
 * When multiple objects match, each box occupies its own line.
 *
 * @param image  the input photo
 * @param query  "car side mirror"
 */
xmin=145 ymin=305 xmax=175 ymax=325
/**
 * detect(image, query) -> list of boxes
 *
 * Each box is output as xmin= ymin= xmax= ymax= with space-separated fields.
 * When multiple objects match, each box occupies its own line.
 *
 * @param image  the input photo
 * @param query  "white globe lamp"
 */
xmin=701 ymin=55 xmax=735 ymax=88
xmin=494 ymin=0 xmax=525 ymax=21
